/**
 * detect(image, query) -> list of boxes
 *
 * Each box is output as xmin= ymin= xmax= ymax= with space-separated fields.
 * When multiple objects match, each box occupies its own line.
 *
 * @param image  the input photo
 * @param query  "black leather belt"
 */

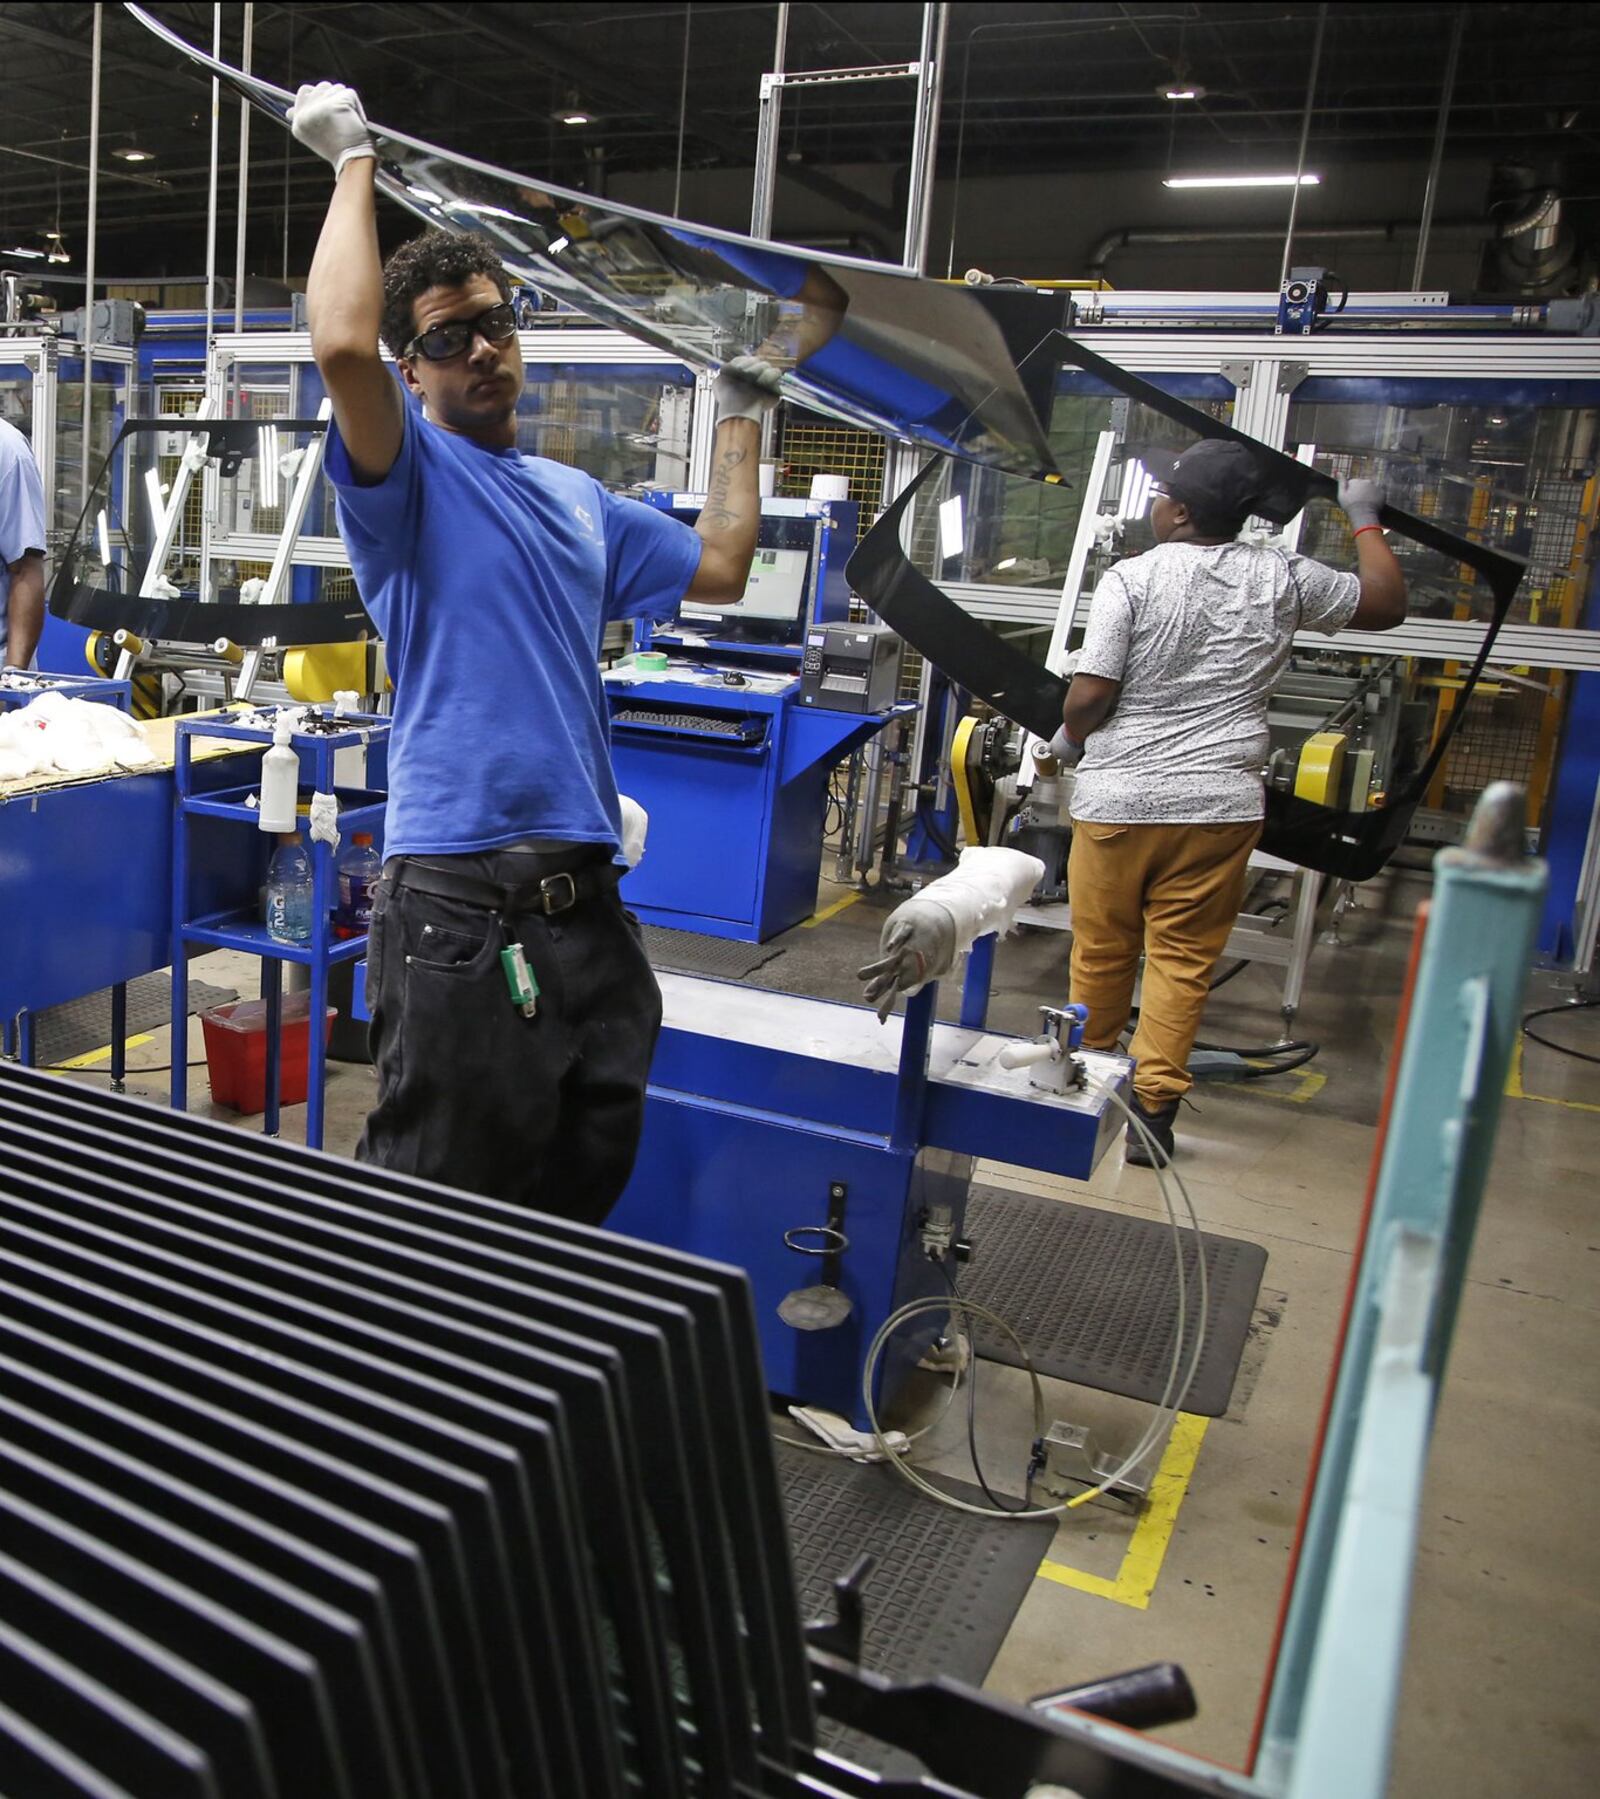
xmin=390 ymin=857 xmax=623 ymax=918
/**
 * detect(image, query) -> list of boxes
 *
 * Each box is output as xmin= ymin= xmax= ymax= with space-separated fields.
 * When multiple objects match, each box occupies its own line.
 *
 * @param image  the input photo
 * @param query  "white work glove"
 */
xmin=714 ymin=356 xmax=783 ymax=426
xmin=857 ymin=898 xmax=957 ymax=1022
xmin=1040 ymin=725 xmax=1084 ymax=769
xmin=288 ymin=81 xmax=377 ymax=178
xmin=1338 ymin=475 xmax=1386 ymax=532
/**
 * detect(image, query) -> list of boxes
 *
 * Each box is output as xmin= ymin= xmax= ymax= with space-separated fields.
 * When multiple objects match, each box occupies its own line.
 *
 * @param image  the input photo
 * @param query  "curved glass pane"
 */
xmin=126 ymin=5 xmax=1061 ymax=482
xmin=50 ymin=418 xmax=373 ymax=647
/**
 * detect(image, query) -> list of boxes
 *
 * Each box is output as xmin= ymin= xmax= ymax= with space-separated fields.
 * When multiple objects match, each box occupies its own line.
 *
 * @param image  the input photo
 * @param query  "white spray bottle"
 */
xmin=257 ymin=716 xmax=299 ymax=834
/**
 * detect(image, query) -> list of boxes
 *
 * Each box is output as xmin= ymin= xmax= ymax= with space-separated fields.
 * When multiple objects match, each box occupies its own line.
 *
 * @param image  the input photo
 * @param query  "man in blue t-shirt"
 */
xmin=0 ymin=415 xmax=48 ymax=671
xmin=291 ymin=81 xmax=775 ymax=1221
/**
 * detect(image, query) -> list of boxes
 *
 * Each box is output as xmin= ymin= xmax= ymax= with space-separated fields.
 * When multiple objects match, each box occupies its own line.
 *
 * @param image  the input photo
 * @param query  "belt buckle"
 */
xmin=540 ymin=870 xmax=578 ymax=915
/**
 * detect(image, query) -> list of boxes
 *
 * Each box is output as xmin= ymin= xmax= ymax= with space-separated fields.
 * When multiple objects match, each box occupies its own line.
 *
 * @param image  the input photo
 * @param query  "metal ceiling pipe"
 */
xmin=903 ymin=3 xmax=949 ymax=275
xmin=81 ymin=2 xmax=101 ymax=513
xmin=233 ymin=2 xmax=253 ymax=332
xmin=203 ymin=4 xmax=221 ymax=355
xmin=749 ymin=2 xmax=789 ymax=238
xmin=1279 ymin=2 xmax=1328 ymax=289
xmin=1412 ymin=5 xmax=1466 ymax=290
xmin=1088 ymin=219 xmax=1483 ymax=278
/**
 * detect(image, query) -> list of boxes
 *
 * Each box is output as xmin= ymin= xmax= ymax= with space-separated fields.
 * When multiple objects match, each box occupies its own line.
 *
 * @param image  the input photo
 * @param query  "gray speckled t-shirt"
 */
xmin=1070 ymin=541 xmax=1359 ymax=824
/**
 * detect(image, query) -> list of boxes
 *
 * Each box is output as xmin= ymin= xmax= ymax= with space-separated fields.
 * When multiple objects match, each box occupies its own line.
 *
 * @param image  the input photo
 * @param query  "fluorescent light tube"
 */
xmin=96 ymin=509 xmax=112 ymax=569
xmin=1163 ymin=173 xmax=1321 ymax=189
xmin=257 ymin=424 xmax=280 ymax=509
xmin=939 ymin=494 xmax=965 ymax=560
xmin=144 ymin=467 xmax=167 ymax=531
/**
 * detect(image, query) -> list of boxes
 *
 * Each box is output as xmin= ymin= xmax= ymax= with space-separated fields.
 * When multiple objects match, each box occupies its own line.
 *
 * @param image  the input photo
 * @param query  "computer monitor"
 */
xmin=672 ymin=511 xmax=816 ymax=643
xmin=680 ymin=545 xmax=810 ymax=630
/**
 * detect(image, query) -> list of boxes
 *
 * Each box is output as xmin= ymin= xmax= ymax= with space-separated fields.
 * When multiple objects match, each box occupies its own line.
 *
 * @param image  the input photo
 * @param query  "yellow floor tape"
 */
xmin=803 ymin=891 xmax=862 ymax=928
xmin=1504 ymin=1035 xmax=1600 ymax=1113
xmin=1035 ymin=1411 xmax=1208 ymax=1611
xmin=52 ymin=1032 xmax=155 ymax=1071
xmin=1234 ymin=1066 xmax=1327 ymax=1105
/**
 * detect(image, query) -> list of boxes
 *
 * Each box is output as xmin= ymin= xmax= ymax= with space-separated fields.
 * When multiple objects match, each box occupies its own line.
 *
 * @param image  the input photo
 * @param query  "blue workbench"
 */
xmin=0 ymin=756 xmax=253 ymax=1066
xmin=608 ymin=957 xmax=1130 ymax=1423
xmin=608 ymin=670 xmax=907 ymax=941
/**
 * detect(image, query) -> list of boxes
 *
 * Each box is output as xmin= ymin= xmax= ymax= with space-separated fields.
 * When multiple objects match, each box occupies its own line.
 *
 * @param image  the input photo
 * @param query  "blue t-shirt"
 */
xmin=0 ymin=416 xmax=49 ymax=657
xmin=326 ymin=402 xmax=702 ymax=859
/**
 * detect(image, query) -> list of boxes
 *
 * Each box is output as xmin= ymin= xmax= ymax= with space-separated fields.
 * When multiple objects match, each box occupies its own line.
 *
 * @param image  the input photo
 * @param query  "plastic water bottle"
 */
xmin=265 ymin=833 xmax=314 ymax=945
xmin=334 ymin=831 xmax=381 ymax=939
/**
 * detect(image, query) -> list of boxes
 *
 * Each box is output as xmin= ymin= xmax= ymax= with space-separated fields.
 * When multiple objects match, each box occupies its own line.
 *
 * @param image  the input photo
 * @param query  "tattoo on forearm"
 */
xmin=699 ymin=443 xmax=749 ymax=532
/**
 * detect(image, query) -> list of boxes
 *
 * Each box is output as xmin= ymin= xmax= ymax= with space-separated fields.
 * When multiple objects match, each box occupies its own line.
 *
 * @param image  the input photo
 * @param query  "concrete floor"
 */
xmin=51 ymin=860 xmax=1599 ymax=1796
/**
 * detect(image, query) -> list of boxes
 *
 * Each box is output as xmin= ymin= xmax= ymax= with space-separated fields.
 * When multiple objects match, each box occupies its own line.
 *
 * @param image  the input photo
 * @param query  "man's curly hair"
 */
xmin=380 ymin=229 xmax=513 ymax=357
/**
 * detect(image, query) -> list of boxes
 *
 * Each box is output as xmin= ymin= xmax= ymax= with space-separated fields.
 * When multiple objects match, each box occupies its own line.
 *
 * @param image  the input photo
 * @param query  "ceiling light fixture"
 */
xmin=1163 ymin=173 xmax=1321 ymax=189
xmin=113 ymin=145 xmax=155 ymax=163
xmin=44 ymin=230 xmax=70 ymax=263
xmin=938 ymin=493 xmax=965 ymax=561
xmin=1158 ymin=83 xmax=1206 ymax=102
xmin=559 ymin=110 xmax=592 ymax=127
xmin=3 ymin=245 xmax=47 ymax=260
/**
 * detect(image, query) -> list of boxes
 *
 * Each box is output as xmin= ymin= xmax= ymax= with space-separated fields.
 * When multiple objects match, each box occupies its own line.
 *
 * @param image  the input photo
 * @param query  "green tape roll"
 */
xmin=634 ymin=651 xmax=670 ymax=672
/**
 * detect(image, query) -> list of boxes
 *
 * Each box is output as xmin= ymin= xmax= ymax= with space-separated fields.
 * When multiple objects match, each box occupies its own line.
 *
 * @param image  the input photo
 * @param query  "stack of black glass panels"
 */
xmin=0 ymin=1062 xmax=930 ymax=1799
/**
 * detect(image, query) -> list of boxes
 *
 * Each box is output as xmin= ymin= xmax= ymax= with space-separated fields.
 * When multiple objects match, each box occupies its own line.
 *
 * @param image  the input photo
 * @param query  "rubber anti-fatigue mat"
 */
xmin=29 ymin=974 xmax=238 ymax=1068
xmin=776 ymin=1442 xmax=1052 ymax=1691
xmin=776 ymin=1442 xmax=1053 ymax=1780
xmin=959 ymin=1186 xmax=1268 ymax=1418
xmin=641 ymin=924 xmax=786 ymax=982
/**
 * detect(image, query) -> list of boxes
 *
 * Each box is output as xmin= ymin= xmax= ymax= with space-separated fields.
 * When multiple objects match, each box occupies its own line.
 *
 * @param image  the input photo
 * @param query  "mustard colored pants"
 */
xmin=1068 ymin=819 xmax=1262 ymax=1105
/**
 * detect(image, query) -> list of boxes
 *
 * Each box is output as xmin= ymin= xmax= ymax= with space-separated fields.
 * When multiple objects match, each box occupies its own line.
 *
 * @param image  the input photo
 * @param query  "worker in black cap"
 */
xmin=1059 ymin=439 xmax=1407 ymax=1165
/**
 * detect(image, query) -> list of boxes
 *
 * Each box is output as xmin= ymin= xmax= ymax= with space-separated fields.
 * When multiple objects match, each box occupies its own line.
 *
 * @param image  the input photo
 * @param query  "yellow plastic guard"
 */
xmin=1293 ymin=731 xmax=1347 ymax=806
xmin=283 ymin=642 xmax=368 ymax=703
xmin=84 ymin=630 xmax=106 ymax=674
xmin=950 ymin=714 xmax=981 ymax=849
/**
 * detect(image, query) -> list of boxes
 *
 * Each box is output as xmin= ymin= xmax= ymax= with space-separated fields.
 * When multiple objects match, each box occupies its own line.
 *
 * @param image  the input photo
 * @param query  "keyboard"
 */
xmin=612 ymin=706 xmax=765 ymax=744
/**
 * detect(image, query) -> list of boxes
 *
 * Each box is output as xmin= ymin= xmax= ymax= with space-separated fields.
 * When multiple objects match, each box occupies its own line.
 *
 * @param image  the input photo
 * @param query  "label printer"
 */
xmin=800 ymin=620 xmax=903 ymax=714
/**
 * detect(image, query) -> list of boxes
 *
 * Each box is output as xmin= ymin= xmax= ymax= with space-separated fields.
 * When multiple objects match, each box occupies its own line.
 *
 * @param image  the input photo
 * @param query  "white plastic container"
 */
xmin=257 ymin=717 xmax=299 ymax=833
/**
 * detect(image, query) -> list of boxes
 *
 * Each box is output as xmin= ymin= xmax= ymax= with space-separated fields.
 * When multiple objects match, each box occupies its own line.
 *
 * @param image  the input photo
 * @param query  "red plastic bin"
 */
xmin=200 ymin=991 xmax=338 ymax=1114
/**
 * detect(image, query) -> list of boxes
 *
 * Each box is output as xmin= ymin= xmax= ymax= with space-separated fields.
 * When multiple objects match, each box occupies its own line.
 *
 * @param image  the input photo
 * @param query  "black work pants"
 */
xmin=356 ymin=849 xmax=662 ymax=1223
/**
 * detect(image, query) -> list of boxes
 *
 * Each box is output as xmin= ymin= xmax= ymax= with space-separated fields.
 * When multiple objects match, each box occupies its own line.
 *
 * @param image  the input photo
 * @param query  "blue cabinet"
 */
xmin=609 ymin=675 xmax=905 ymax=940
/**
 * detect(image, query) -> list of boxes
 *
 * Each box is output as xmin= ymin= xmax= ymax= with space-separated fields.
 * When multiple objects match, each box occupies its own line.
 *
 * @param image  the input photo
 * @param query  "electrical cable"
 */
xmin=44 ymin=1059 xmax=206 ymax=1076
xmin=936 ymin=1253 xmax=1030 ymax=1511
xmin=770 ymin=1298 xmax=968 ymax=1460
xmin=1521 ymin=997 xmax=1600 ymax=1066
xmin=858 ymin=1079 xmax=1208 ymax=1520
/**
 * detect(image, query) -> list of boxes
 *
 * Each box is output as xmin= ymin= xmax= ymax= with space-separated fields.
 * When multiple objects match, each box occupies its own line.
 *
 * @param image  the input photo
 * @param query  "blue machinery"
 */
xmin=610 ymin=494 xmax=913 ymax=940
xmin=610 ymin=935 xmax=1130 ymax=1423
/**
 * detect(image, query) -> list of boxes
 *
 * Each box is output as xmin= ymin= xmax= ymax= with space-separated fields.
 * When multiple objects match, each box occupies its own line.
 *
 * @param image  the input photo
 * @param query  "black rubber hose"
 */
xmin=1521 ymin=999 xmax=1600 ymax=1067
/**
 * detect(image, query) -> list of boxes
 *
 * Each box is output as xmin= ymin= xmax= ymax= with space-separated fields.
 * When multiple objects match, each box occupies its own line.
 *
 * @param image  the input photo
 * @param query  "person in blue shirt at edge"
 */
xmin=289 ymin=81 xmax=777 ymax=1221
xmin=0 ymin=412 xmax=49 ymax=672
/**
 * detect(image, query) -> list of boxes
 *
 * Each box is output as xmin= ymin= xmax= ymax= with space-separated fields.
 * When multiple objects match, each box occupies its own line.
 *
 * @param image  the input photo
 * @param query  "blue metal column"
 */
xmin=1536 ymin=558 xmax=1600 ymax=959
xmin=170 ymin=728 xmax=193 ymax=1113
xmin=959 ymin=932 xmax=997 ymax=1029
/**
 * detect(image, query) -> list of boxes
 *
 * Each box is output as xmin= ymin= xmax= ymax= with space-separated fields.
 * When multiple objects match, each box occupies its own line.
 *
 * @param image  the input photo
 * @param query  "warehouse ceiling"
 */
xmin=1 ymin=1 xmax=1597 ymax=284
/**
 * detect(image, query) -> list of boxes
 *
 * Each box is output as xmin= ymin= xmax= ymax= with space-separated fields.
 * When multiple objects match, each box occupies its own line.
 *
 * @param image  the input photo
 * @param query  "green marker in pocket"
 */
xmin=500 ymin=941 xmax=540 ymax=1017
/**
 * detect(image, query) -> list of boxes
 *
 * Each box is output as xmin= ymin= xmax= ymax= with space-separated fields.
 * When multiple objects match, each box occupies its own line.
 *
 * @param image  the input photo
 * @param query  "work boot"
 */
xmin=1125 ymin=1093 xmax=1180 ymax=1167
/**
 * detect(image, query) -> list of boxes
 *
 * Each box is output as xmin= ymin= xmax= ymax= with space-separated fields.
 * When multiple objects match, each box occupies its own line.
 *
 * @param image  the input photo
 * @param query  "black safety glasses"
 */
xmin=401 ymin=301 xmax=518 ymax=363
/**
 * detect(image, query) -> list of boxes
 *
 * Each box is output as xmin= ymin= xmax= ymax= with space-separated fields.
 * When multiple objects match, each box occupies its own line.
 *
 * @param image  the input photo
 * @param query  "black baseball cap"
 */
xmin=1148 ymin=438 xmax=1309 ymax=528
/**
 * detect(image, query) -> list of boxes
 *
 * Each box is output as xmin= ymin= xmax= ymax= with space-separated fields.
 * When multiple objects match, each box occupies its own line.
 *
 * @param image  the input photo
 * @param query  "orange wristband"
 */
xmin=1352 ymin=523 xmax=1384 ymax=538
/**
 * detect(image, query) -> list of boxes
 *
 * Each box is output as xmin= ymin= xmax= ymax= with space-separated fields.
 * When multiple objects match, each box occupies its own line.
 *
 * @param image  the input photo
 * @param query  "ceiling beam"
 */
xmin=420 ymin=2 xmax=901 ymax=233
xmin=0 ymin=12 xmax=213 ymax=100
